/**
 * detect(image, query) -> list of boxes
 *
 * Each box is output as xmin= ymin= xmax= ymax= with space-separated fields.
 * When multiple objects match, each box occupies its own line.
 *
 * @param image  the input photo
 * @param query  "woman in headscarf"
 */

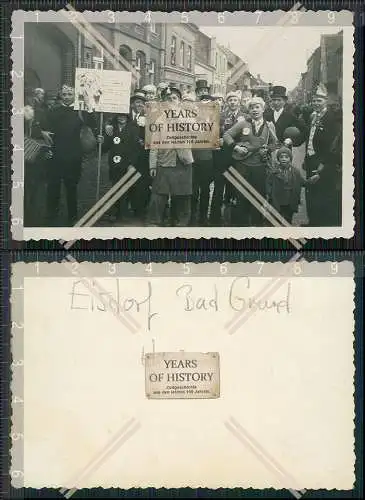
xmin=223 ymin=96 xmax=279 ymax=226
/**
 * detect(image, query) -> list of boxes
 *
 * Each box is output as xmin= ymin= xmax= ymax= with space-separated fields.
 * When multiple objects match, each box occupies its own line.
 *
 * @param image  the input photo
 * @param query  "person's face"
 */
xmin=168 ymin=93 xmax=180 ymax=105
xmin=278 ymin=152 xmax=291 ymax=167
xmin=216 ymin=98 xmax=224 ymax=110
xmin=34 ymin=89 xmax=45 ymax=103
xmin=61 ymin=88 xmax=75 ymax=105
xmin=24 ymin=105 xmax=34 ymax=122
xmin=227 ymin=96 xmax=239 ymax=111
xmin=47 ymin=98 xmax=56 ymax=109
xmin=271 ymin=97 xmax=285 ymax=111
xmin=249 ymin=103 xmax=264 ymax=120
xmin=312 ymin=96 xmax=327 ymax=112
xmin=133 ymin=98 xmax=145 ymax=113
xmin=116 ymin=115 xmax=128 ymax=128
xmin=196 ymin=88 xmax=208 ymax=97
xmin=145 ymin=91 xmax=156 ymax=101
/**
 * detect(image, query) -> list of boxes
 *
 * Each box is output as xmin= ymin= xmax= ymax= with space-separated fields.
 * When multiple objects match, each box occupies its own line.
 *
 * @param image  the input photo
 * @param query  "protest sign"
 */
xmin=74 ymin=68 xmax=132 ymax=114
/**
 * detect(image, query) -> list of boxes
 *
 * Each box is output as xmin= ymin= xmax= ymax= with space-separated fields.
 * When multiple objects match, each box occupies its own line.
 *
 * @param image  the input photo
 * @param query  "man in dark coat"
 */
xmin=190 ymin=94 xmax=215 ymax=226
xmin=45 ymin=84 xmax=97 ymax=226
xmin=210 ymin=91 xmax=247 ymax=225
xmin=264 ymin=85 xmax=307 ymax=145
xmin=128 ymin=91 xmax=151 ymax=221
xmin=304 ymin=83 xmax=342 ymax=226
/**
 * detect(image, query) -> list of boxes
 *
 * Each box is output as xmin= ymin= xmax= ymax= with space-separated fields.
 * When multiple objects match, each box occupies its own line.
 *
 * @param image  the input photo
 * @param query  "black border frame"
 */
xmin=0 ymin=0 xmax=364 ymax=251
xmin=1 ymin=0 xmax=364 ymax=498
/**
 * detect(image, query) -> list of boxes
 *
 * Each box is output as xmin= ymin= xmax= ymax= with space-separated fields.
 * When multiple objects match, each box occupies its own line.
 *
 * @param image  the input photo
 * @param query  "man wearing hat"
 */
xmin=195 ymin=79 xmax=210 ymax=99
xmin=265 ymin=85 xmax=306 ymax=145
xmin=130 ymin=90 xmax=146 ymax=122
xmin=210 ymin=90 xmax=246 ymax=226
xmin=304 ymin=83 xmax=342 ymax=226
xmin=147 ymin=85 xmax=193 ymax=227
xmin=45 ymin=84 xmax=98 ymax=226
xmin=128 ymin=89 xmax=151 ymax=220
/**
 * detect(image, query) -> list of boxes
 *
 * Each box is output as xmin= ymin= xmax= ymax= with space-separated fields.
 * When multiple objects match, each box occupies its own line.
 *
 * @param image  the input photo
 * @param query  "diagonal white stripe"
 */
xmin=75 ymin=167 xmax=138 ymax=227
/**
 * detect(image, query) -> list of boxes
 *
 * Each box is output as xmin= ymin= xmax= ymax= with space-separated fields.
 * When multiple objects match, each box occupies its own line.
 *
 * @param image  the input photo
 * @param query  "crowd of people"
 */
xmin=23 ymin=78 xmax=342 ymax=228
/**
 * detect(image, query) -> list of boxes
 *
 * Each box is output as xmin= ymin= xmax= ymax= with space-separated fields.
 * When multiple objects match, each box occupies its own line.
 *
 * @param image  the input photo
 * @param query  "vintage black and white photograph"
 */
xmin=13 ymin=11 xmax=354 ymax=239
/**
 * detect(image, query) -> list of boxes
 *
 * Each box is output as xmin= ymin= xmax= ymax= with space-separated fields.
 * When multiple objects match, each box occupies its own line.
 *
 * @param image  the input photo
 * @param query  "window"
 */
xmin=187 ymin=45 xmax=192 ymax=71
xmin=83 ymin=47 xmax=93 ymax=69
xmin=149 ymin=60 xmax=155 ymax=84
xmin=135 ymin=51 xmax=146 ymax=88
xmin=180 ymin=41 xmax=185 ymax=67
xmin=171 ymin=36 xmax=176 ymax=66
xmin=135 ymin=54 xmax=141 ymax=88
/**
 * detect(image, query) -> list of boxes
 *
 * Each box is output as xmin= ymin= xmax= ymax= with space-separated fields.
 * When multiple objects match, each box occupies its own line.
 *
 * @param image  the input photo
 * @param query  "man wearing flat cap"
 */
xmin=304 ymin=83 xmax=342 ymax=226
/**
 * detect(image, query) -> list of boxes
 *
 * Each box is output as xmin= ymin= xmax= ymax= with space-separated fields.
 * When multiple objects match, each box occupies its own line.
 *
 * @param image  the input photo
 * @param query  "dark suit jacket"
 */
xmin=220 ymin=109 xmax=246 ymax=137
xmin=47 ymin=106 xmax=97 ymax=164
xmin=307 ymin=108 xmax=342 ymax=183
xmin=102 ymin=117 xmax=140 ymax=181
xmin=265 ymin=106 xmax=307 ymax=145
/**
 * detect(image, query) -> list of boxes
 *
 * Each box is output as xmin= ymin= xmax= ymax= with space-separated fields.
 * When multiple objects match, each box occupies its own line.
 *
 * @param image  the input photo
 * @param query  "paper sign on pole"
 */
xmin=74 ymin=68 xmax=132 ymax=114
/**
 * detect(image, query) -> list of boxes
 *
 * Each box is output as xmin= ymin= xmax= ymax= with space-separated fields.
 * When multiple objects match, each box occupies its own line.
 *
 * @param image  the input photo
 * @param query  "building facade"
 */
xmin=113 ymin=23 xmax=162 ymax=91
xmin=320 ymin=31 xmax=343 ymax=104
xmin=211 ymin=43 xmax=228 ymax=95
xmin=24 ymin=22 xmax=79 ymax=97
xmin=24 ymin=21 xmax=163 ymax=98
xmin=194 ymin=29 xmax=215 ymax=89
xmin=160 ymin=24 xmax=196 ymax=93
xmin=291 ymin=31 xmax=342 ymax=106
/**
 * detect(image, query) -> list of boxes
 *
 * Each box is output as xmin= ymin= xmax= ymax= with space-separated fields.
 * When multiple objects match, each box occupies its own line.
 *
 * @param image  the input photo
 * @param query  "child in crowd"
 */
xmin=266 ymin=146 xmax=318 ymax=224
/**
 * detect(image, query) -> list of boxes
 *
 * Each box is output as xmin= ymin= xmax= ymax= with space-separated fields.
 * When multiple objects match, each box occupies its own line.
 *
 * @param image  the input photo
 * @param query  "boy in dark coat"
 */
xmin=267 ymin=146 xmax=320 ymax=224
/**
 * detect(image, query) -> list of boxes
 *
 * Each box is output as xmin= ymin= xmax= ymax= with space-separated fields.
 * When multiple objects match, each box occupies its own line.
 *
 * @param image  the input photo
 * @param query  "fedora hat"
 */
xmin=270 ymin=85 xmax=287 ymax=99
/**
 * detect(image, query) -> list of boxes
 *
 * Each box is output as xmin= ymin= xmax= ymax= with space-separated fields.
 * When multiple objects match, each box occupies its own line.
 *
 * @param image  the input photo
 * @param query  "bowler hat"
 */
xmin=270 ymin=86 xmax=287 ymax=99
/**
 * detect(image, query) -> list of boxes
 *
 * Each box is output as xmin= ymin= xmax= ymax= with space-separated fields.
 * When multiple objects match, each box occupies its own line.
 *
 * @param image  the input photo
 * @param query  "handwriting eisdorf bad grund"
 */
xmin=69 ymin=277 xmax=292 ymax=330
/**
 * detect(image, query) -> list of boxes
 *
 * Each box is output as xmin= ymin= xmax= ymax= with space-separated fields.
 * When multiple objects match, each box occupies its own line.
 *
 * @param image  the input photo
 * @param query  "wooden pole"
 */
xmin=95 ymin=48 xmax=104 ymax=202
